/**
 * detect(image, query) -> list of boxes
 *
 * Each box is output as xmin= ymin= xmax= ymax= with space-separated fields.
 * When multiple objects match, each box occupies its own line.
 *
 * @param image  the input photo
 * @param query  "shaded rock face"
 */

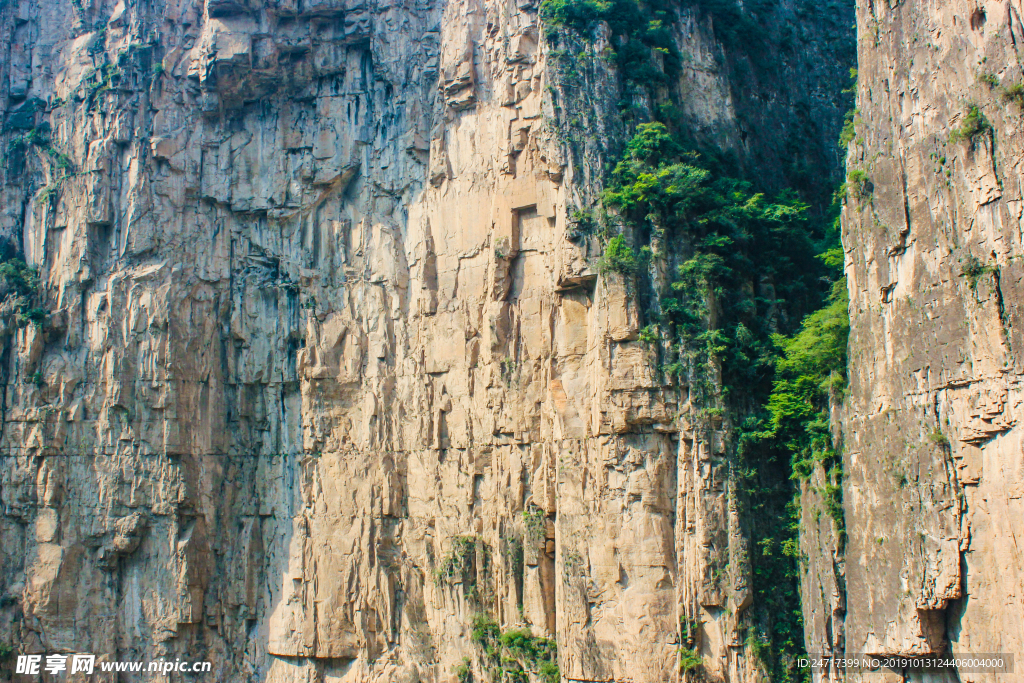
xmin=808 ymin=0 xmax=1024 ymax=678
xmin=0 ymin=1 xmax=852 ymax=682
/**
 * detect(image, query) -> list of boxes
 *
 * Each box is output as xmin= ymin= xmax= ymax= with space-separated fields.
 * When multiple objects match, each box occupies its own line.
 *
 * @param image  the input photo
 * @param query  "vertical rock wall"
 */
xmin=815 ymin=0 xmax=1024 ymax=680
xmin=0 ymin=1 xmax=851 ymax=682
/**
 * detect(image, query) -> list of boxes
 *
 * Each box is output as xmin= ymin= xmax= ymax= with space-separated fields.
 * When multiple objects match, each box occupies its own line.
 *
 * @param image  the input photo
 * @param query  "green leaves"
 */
xmin=679 ymin=646 xmax=702 ymax=673
xmin=435 ymin=536 xmax=488 ymax=601
xmin=949 ymin=104 xmax=991 ymax=144
xmin=838 ymin=108 xmax=857 ymax=147
xmin=471 ymin=616 xmax=559 ymax=683
xmin=1003 ymin=83 xmax=1024 ymax=106
xmin=539 ymin=0 xmax=612 ymax=33
xmin=603 ymin=120 xmax=846 ymax=401
xmin=471 ymin=614 xmax=501 ymax=652
xmin=624 ymin=121 xmax=680 ymax=162
xmin=597 ymin=235 xmax=641 ymax=275
xmin=601 ymin=121 xmax=850 ymax=683
xmin=761 ymin=267 xmax=849 ymax=481
xmin=959 ymin=254 xmax=997 ymax=290
xmin=606 ymin=125 xmax=824 ymax=393
xmin=453 ymin=658 xmax=472 ymax=683
xmin=677 ymin=252 xmax=729 ymax=296
xmin=773 ymin=282 xmax=850 ymax=395
xmin=0 ymin=258 xmax=39 ymax=298
xmin=522 ymin=505 xmax=548 ymax=543
xmin=0 ymin=256 xmax=47 ymax=330
xmin=603 ymin=132 xmax=709 ymax=216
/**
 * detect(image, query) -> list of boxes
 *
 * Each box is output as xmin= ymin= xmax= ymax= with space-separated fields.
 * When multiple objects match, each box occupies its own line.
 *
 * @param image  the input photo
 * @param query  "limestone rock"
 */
xmin=811 ymin=1 xmax=1024 ymax=679
xmin=0 ymin=0 xmax=853 ymax=681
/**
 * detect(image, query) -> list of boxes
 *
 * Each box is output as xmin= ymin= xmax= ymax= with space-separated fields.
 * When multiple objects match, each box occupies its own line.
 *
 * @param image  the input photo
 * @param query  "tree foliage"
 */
xmin=471 ymin=615 xmax=559 ymax=683
xmin=602 ymin=121 xmax=850 ymax=683
xmin=597 ymin=235 xmax=640 ymax=275
xmin=605 ymin=123 xmax=826 ymax=399
xmin=0 ymin=240 xmax=47 ymax=330
xmin=540 ymin=0 xmax=682 ymax=85
xmin=761 ymin=258 xmax=849 ymax=479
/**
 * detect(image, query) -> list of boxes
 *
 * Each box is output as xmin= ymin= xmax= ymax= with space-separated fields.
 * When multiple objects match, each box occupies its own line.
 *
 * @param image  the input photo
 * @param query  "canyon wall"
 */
xmin=0 ymin=0 xmax=854 ymax=682
xmin=813 ymin=0 xmax=1024 ymax=680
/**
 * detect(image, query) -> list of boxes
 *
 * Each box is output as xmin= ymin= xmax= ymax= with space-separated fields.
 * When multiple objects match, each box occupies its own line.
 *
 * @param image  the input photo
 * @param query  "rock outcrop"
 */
xmin=801 ymin=0 xmax=1024 ymax=680
xmin=0 ymin=0 xmax=858 ymax=682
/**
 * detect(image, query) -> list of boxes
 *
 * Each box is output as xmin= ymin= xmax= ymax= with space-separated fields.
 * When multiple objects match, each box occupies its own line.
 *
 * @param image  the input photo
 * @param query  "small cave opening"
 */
xmin=970 ymin=7 xmax=986 ymax=30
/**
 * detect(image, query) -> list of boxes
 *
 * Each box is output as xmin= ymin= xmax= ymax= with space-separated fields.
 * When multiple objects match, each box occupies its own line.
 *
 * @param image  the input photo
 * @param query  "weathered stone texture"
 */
xmin=0 ymin=0 xmax=851 ymax=681
xmin=827 ymin=0 xmax=1024 ymax=680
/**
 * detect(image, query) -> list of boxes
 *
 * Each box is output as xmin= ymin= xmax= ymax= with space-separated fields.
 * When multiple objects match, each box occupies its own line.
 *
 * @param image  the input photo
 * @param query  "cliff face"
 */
xmin=815 ymin=0 xmax=1024 ymax=676
xmin=0 ymin=0 xmax=855 ymax=682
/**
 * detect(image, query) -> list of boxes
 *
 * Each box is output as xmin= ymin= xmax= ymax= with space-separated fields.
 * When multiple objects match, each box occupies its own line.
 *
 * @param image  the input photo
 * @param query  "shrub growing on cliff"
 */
xmin=838 ymin=109 xmax=857 ymax=147
xmin=622 ymin=120 xmax=680 ymax=162
xmin=0 ymin=242 xmax=48 ymax=329
xmin=977 ymin=72 xmax=999 ymax=88
xmin=542 ymin=0 xmax=682 ymax=88
xmin=602 ymin=120 xmax=848 ymax=683
xmin=598 ymin=235 xmax=640 ymax=275
xmin=604 ymin=123 xmax=825 ymax=396
xmin=960 ymin=254 xmax=996 ymax=290
xmin=523 ymin=505 xmax=547 ymax=543
xmin=1002 ymin=83 xmax=1024 ymax=106
xmin=949 ymin=105 xmax=991 ymax=144
xmin=540 ymin=0 xmax=611 ymax=33
xmin=453 ymin=658 xmax=472 ymax=683
xmin=679 ymin=646 xmax=702 ymax=673
xmin=499 ymin=629 xmax=558 ymax=683
xmin=638 ymin=324 xmax=659 ymax=344
xmin=0 ymin=258 xmax=39 ymax=298
xmin=435 ymin=536 xmax=488 ymax=600
xmin=471 ymin=614 xmax=501 ymax=650
xmin=501 ymin=629 xmax=556 ymax=662
xmin=603 ymin=123 xmax=708 ymax=213
xmin=471 ymin=616 xmax=558 ymax=683
xmin=762 ymin=261 xmax=850 ymax=480
xmin=845 ymin=169 xmax=872 ymax=198
xmin=17 ymin=307 xmax=48 ymax=329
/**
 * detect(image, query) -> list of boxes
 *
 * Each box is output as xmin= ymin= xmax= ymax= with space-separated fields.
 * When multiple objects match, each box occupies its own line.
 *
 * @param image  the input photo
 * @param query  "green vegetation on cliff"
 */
xmin=600 ymin=121 xmax=849 ymax=682
xmin=949 ymin=104 xmax=992 ymax=144
xmin=435 ymin=536 xmax=492 ymax=603
xmin=761 ymin=250 xmax=848 ymax=481
xmin=539 ymin=0 xmax=854 ymax=676
xmin=745 ymin=246 xmax=849 ymax=675
xmin=471 ymin=615 xmax=560 ymax=683
xmin=0 ymin=239 xmax=47 ymax=330
xmin=541 ymin=0 xmax=682 ymax=86
xmin=542 ymin=0 xmax=771 ymax=56
xmin=603 ymin=122 xmax=827 ymax=399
